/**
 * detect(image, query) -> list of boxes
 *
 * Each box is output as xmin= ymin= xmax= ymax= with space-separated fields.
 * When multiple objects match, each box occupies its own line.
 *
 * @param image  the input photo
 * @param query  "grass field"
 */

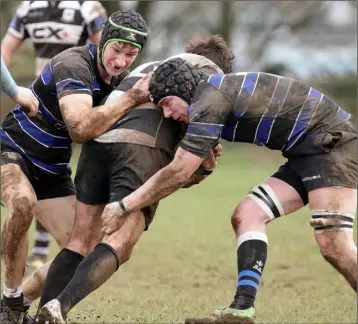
xmin=1 ymin=144 xmax=357 ymax=323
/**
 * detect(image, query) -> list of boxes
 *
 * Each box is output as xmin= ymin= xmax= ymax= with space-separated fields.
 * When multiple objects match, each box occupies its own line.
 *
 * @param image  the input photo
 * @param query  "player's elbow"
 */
xmin=171 ymin=163 xmax=195 ymax=188
xmin=67 ymin=124 xmax=89 ymax=144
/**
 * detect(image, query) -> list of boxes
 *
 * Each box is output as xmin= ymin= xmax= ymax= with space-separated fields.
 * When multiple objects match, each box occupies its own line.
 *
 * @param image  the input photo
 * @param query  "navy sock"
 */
xmin=230 ymin=232 xmax=267 ymax=310
xmin=38 ymin=248 xmax=84 ymax=309
xmin=57 ymin=243 xmax=119 ymax=318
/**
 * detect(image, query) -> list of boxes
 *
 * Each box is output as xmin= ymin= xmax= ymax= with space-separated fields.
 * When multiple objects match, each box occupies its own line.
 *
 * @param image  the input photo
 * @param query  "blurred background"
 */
xmin=0 ymin=0 xmax=357 ymax=119
xmin=0 ymin=2 xmax=357 ymax=322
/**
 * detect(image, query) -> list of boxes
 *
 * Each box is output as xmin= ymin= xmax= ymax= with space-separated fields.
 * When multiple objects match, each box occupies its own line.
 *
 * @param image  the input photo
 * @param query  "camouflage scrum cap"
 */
xmin=149 ymin=58 xmax=206 ymax=105
xmin=99 ymin=9 xmax=149 ymax=68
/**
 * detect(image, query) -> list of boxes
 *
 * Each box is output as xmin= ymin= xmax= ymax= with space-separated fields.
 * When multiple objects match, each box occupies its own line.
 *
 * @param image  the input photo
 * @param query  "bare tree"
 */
xmin=219 ymin=0 xmax=235 ymax=43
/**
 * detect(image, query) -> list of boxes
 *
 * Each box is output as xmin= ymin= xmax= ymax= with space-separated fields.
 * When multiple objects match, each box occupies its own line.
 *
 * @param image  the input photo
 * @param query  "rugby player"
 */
xmin=1 ymin=0 xmax=107 ymax=267
xmin=0 ymin=9 xmax=149 ymax=324
xmin=103 ymin=58 xmax=356 ymax=323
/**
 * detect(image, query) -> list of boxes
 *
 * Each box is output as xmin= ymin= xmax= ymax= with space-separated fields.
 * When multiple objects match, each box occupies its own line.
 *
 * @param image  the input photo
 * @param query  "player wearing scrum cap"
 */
xmin=104 ymin=58 xmax=357 ymax=323
xmin=0 ymin=9 xmax=149 ymax=324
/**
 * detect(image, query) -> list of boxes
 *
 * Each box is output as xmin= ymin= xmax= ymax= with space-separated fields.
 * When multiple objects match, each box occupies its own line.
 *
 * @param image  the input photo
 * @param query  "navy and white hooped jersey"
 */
xmin=0 ymin=44 xmax=126 ymax=175
xmin=8 ymin=1 xmax=107 ymax=75
xmin=180 ymin=72 xmax=352 ymax=157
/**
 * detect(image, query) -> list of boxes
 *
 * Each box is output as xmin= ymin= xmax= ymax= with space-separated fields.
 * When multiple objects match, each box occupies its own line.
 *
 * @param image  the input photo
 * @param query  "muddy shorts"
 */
xmin=75 ymin=140 xmax=172 ymax=230
xmin=272 ymin=121 xmax=357 ymax=202
xmin=0 ymin=143 xmax=75 ymax=200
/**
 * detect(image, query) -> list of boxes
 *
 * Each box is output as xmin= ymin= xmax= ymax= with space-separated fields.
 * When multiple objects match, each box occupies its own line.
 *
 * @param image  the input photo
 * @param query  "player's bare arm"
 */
xmin=59 ymin=87 xmax=149 ymax=143
xmin=0 ymin=33 xmax=23 ymax=65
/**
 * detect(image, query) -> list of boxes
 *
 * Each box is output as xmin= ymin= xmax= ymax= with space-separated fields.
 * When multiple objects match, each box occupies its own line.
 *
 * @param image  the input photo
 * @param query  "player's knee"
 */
xmin=102 ymin=211 xmax=145 ymax=264
xmin=231 ymin=202 xmax=245 ymax=229
xmin=232 ymin=183 xmax=286 ymax=230
xmin=10 ymin=192 xmax=36 ymax=226
xmin=231 ymin=190 xmax=280 ymax=230
xmin=101 ymin=232 xmax=138 ymax=264
xmin=97 ymin=240 xmax=132 ymax=265
xmin=1 ymin=164 xmax=36 ymax=219
xmin=66 ymin=236 xmax=94 ymax=256
xmin=310 ymin=209 xmax=355 ymax=260
xmin=314 ymin=227 xmax=354 ymax=266
xmin=107 ymin=239 xmax=135 ymax=264
xmin=316 ymin=236 xmax=341 ymax=266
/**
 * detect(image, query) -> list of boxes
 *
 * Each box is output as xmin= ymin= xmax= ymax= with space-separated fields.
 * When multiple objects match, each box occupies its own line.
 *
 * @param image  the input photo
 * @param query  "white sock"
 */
xmin=3 ymin=285 xmax=23 ymax=298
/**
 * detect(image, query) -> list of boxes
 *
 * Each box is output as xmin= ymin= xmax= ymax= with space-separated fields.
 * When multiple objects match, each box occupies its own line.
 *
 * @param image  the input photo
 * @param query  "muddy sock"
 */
xmin=38 ymin=248 xmax=84 ymax=309
xmin=230 ymin=232 xmax=267 ymax=310
xmin=2 ymin=293 xmax=23 ymax=312
xmin=57 ymin=243 xmax=119 ymax=318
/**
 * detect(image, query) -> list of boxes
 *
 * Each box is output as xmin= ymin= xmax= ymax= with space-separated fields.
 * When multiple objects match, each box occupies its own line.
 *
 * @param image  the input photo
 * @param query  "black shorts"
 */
xmin=273 ymin=121 xmax=357 ymax=202
xmin=75 ymin=140 xmax=172 ymax=230
xmin=0 ymin=143 xmax=75 ymax=200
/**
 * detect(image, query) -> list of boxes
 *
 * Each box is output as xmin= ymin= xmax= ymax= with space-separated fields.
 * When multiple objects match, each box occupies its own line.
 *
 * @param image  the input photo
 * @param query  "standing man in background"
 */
xmin=1 ymin=0 xmax=107 ymax=271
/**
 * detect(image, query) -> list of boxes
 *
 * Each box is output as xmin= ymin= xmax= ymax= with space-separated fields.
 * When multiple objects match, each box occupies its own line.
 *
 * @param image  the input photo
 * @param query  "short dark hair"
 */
xmin=185 ymin=33 xmax=235 ymax=73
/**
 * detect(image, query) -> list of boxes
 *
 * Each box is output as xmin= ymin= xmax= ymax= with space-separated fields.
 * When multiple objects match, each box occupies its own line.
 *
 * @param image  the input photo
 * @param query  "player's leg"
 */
xmin=27 ymin=221 xmax=51 ymax=272
xmin=186 ymin=164 xmax=308 ymax=324
xmin=227 ymin=166 xmax=307 ymax=312
xmin=38 ymin=143 xmax=168 ymax=323
xmin=21 ymin=195 xmax=77 ymax=304
xmin=0 ymin=147 xmax=37 ymax=323
xmin=309 ymin=187 xmax=357 ymax=290
xmin=36 ymin=141 xmax=109 ymax=311
xmin=35 ymin=200 xmax=104 ymax=314
xmin=303 ymin=138 xmax=357 ymax=292
xmin=38 ymin=209 xmax=146 ymax=324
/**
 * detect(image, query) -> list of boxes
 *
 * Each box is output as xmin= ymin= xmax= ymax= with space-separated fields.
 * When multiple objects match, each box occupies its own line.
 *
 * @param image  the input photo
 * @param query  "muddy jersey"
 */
xmin=95 ymin=53 xmax=223 ymax=157
xmin=180 ymin=72 xmax=353 ymax=157
xmin=0 ymin=44 xmax=126 ymax=174
xmin=8 ymin=1 xmax=107 ymax=76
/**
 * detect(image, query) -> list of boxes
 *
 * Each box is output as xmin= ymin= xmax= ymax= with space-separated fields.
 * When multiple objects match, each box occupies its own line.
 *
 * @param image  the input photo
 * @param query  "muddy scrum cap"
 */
xmin=99 ymin=9 xmax=149 ymax=68
xmin=149 ymin=58 xmax=206 ymax=105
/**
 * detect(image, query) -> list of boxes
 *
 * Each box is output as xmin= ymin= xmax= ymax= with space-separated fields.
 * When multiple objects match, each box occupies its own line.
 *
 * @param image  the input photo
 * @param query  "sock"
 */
xmin=2 ymin=286 xmax=23 ymax=311
xmin=230 ymin=231 xmax=268 ymax=310
xmin=32 ymin=221 xmax=50 ymax=257
xmin=3 ymin=285 xmax=23 ymax=299
xmin=57 ymin=243 xmax=119 ymax=318
xmin=38 ymin=248 xmax=84 ymax=309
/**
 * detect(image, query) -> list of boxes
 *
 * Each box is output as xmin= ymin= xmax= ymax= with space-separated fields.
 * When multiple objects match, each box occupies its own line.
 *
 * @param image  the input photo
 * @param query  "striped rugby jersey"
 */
xmin=180 ymin=72 xmax=352 ymax=157
xmin=0 ymin=44 xmax=127 ymax=175
xmin=8 ymin=1 xmax=107 ymax=76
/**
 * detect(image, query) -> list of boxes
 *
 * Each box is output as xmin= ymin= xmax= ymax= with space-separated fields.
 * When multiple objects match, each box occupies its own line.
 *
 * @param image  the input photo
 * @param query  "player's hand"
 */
xmin=12 ymin=87 xmax=39 ymax=117
xmin=101 ymin=201 xmax=128 ymax=235
xmin=213 ymin=143 xmax=222 ymax=162
xmin=130 ymin=72 xmax=153 ymax=104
